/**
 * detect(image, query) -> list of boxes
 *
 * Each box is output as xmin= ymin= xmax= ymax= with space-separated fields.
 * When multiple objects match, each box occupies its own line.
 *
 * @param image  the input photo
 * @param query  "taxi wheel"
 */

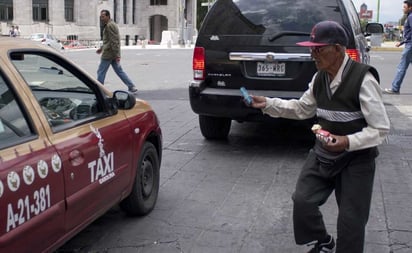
xmin=120 ymin=142 xmax=160 ymax=216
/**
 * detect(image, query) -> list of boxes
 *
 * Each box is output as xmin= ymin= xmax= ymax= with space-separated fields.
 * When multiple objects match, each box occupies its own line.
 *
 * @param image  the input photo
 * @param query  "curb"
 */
xmin=371 ymin=46 xmax=403 ymax=52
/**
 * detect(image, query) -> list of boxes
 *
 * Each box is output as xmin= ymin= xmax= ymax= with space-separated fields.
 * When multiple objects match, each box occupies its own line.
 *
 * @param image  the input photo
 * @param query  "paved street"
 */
xmin=57 ymin=48 xmax=412 ymax=253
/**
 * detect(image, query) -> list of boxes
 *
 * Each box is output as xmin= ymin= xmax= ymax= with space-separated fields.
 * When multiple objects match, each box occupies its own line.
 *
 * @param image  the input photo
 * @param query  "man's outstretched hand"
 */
xmin=249 ymin=95 xmax=266 ymax=109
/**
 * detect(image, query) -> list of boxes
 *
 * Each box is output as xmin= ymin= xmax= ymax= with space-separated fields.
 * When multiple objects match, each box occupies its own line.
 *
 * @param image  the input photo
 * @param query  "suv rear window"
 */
xmin=202 ymin=0 xmax=345 ymax=46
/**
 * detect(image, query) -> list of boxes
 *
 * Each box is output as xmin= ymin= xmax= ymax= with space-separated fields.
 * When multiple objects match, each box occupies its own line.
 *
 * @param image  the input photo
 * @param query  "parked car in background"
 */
xmin=62 ymin=40 xmax=88 ymax=49
xmin=30 ymin=33 xmax=64 ymax=51
xmin=0 ymin=37 xmax=162 ymax=252
xmin=189 ymin=0 xmax=383 ymax=139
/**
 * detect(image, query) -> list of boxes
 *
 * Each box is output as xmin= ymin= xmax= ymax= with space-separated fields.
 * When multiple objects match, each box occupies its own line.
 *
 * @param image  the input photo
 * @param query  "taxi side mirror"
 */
xmin=365 ymin=23 xmax=384 ymax=35
xmin=113 ymin=90 xmax=136 ymax=110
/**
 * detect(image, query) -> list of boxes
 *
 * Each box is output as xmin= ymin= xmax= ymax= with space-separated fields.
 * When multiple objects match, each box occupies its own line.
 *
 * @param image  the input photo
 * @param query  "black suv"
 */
xmin=189 ymin=0 xmax=383 ymax=139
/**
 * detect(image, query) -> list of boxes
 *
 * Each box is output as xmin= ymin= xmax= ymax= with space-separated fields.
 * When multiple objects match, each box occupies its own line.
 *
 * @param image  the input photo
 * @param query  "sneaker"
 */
xmin=307 ymin=235 xmax=336 ymax=253
xmin=128 ymin=86 xmax=138 ymax=93
xmin=383 ymin=88 xmax=399 ymax=94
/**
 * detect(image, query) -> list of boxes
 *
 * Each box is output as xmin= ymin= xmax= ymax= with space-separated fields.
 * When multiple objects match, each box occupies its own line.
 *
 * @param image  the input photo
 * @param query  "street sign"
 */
xmin=360 ymin=10 xmax=373 ymax=20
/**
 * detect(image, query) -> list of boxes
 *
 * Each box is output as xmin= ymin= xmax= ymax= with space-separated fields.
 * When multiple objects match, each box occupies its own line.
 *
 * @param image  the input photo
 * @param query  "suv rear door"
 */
xmin=190 ymin=0 xmax=369 ymax=139
xmin=196 ymin=0 xmax=358 ymax=97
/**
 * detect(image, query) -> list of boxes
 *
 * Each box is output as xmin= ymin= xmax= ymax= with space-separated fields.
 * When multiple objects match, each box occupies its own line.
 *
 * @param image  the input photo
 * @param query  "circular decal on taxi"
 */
xmin=0 ymin=180 xmax=4 ymax=198
xmin=37 ymin=160 xmax=49 ymax=179
xmin=51 ymin=153 xmax=62 ymax=173
xmin=23 ymin=165 xmax=35 ymax=185
xmin=7 ymin=171 xmax=20 ymax=192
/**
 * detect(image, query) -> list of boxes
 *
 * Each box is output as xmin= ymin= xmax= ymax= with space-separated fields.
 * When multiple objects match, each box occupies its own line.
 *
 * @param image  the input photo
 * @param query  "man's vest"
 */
xmin=313 ymin=59 xmax=379 ymax=136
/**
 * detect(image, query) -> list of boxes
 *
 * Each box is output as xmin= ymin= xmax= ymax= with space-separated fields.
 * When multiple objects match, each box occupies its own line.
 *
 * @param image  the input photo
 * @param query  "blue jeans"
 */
xmin=391 ymin=43 xmax=412 ymax=92
xmin=97 ymin=58 xmax=135 ymax=89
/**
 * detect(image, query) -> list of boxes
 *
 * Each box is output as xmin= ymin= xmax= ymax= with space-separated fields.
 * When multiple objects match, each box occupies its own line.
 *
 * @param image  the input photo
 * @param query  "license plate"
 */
xmin=257 ymin=62 xmax=285 ymax=76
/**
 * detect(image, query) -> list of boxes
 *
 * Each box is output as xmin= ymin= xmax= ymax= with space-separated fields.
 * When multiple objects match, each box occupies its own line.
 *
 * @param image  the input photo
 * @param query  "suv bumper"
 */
xmin=189 ymin=81 xmax=305 ymax=121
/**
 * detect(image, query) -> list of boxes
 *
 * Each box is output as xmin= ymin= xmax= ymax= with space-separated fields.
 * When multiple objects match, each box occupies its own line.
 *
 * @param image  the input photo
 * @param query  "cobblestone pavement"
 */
xmin=57 ymin=46 xmax=412 ymax=253
xmin=57 ymin=87 xmax=412 ymax=253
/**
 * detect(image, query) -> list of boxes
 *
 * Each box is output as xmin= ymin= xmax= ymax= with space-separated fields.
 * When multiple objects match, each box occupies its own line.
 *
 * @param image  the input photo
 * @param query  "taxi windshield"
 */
xmin=11 ymin=54 xmax=92 ymax=93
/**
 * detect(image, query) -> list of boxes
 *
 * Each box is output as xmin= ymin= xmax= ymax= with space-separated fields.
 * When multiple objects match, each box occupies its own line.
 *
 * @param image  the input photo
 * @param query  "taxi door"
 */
xmin=10 ymin=52 xmax=135 ymax=232
xmin=0 ymin=66 xmax=65 ymax=252
xmin=50 ymin=118 xmax=134 ymax=229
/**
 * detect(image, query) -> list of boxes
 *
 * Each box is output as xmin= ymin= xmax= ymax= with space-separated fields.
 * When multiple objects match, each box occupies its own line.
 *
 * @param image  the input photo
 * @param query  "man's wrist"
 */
xmin=343 ymin=135 xmax=349 ymax=150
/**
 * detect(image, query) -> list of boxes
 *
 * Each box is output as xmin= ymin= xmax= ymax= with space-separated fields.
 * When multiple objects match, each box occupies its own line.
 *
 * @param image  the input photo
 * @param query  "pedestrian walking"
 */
xmin=13 ymin=26 xmax=21 ymax=37
xmin=9 ymin=26 xmax=15 ymax=37
xmin=384 ymin=0 xmax=412 ymax=94
xmin=96 ymin=9 xmax=138 ymax=93
xmin=247 ymin=21 xmax=390 ymax=253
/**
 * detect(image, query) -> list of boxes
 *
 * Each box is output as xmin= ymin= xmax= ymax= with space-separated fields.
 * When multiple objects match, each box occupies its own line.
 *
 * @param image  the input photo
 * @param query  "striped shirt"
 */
xmin=262 ymin=55 xmax=390 ymax=151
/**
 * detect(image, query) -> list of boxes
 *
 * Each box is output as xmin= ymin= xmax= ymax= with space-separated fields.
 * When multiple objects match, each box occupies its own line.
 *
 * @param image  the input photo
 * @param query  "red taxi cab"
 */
xmin=0 ymin=37 xmax=162 ymax=252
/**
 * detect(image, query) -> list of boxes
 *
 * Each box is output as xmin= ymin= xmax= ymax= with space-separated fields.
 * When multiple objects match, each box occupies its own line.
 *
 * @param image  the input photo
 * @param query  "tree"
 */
xmin=399 ymin=14 xmax=407 ymax=26
xmin=360 ymin=19 xmax=368 ymax=32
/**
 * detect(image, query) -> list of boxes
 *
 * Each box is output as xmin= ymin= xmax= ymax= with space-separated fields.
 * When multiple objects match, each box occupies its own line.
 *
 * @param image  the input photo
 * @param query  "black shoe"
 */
xmin=383 ymin=88 xmax=399 ymax=94
xmin=307 ymin=235 xmax=336 ymax=253
xmin=128 ymin=86 xmax=138 ymax=93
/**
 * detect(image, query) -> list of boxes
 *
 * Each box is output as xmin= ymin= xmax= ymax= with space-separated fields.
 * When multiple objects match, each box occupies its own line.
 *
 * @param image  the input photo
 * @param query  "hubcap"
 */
xmin=141 ymin=159 xmax=154 ymax=198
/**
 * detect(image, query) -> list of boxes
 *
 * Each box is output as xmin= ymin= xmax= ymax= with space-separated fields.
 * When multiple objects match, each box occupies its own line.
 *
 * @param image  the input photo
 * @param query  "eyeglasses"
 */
xmin=310 ymin=45 xmax=332 ymax=54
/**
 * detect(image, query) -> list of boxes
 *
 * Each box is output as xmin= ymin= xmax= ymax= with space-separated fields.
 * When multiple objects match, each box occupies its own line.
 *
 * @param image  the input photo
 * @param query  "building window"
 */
xmin=132 ymin=0 xmax=136 ymax=24
xmin=0 ymin=0 xmax=13 ymax=21
xmin=33 ymin=0 xmax=48 ymax=22
xmin=65 ymin=0 xmax=74 ymax=22
xmin=123 ymin=0 xmax=127 ymax=24
xmin=150 ymin=0 xmax=167 ymax=5
xmin=113 ymin=0 xmax=118 ymax=23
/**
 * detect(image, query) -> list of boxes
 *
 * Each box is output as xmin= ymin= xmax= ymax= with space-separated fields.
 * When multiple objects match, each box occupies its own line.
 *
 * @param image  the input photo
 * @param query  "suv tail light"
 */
xmin=346 ymin=49 xmax=360 ymax=62
xmin=193 ymin=47 xmax=205 ymax=80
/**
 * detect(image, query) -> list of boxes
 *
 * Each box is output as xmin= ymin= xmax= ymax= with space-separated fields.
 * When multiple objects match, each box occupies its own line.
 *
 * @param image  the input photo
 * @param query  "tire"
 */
xmin=120 ymin=142 xmax=160 ymax=216
xmin=199 ymin=115 xmax=231 ymax=140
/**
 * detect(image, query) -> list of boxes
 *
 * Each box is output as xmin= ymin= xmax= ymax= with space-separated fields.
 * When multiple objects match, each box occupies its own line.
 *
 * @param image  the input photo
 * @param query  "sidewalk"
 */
xmin=122 ymin=42 xmax=194 ymax=50
xmin=64 ymin=40 xmax=402 ymax=51
xmin=126 ymin=41 xmax=403 ymax=51
xmin=58 ymin=47 xmax=412 ymax=253
xmin=375 ymin=91 xmax=412 ymax=253
xmin=61 ymin=42 xmax=195 ymax=52
xmin=371 ymin=41 xmax=403 ymax=51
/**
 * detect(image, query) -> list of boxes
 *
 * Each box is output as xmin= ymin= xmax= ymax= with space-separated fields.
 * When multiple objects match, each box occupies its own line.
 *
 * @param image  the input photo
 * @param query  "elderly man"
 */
xmin=249 ymin=21 xmax=390 ymax=253
xmin=96 ymin=9 xmax=137 ymax=93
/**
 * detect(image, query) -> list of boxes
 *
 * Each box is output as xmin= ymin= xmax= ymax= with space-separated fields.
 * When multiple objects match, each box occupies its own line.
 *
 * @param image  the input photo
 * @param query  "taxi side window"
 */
xmin=11 ymin=53 xmax=103 ymax=131
xmin=0 ymin=75 xmax=34 ymax=149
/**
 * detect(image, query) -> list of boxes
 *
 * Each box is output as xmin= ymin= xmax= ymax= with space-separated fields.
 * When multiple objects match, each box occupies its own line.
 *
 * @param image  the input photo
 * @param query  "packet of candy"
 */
xmin=311 ymin=124 xmax=336 ymax=144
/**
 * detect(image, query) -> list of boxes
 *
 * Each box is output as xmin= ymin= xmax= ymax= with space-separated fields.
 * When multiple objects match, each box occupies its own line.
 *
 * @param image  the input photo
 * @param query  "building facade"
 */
xmin=0 ymin=0 xmax=196 ymax=44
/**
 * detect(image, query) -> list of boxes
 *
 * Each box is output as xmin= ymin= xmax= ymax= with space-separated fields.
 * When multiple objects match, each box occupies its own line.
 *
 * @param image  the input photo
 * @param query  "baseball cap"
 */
xmin=296 ymin=21 xmax=348 ymax=47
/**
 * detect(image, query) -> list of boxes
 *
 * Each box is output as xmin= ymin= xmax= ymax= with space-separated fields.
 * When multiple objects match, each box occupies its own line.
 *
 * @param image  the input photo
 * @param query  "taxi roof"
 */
xmin=0 ymin=37 xmax=58 ymax=59
xmin=0 ymin=36 xmax=53 ymax=50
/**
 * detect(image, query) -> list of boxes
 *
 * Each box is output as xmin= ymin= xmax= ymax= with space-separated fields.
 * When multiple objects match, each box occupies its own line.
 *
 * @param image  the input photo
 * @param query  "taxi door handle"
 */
xmin=69 ymin=149 xmax=84 ymax=166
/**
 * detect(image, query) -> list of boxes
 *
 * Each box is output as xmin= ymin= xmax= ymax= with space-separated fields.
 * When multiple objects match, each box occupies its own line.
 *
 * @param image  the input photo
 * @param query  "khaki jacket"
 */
xmin=101 ymin=20 xmax=120 ymax=60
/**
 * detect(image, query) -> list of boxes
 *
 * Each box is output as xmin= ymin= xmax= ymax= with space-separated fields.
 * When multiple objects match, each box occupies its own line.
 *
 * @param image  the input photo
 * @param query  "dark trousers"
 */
xmin=292 ymin=149 xmax=376 ymax=253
